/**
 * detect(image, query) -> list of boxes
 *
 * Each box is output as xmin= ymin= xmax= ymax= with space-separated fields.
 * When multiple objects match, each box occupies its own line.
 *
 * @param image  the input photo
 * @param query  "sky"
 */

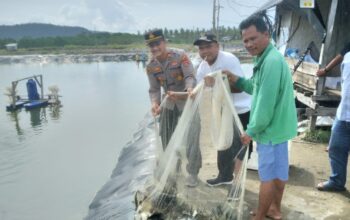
xmin=1 ymin=0 xmax=272 ymax=33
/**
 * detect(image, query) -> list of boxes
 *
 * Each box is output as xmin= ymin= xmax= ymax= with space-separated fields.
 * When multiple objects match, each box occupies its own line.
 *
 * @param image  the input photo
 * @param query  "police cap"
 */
xmin=144 ymin=29 xmax=164 ymax=44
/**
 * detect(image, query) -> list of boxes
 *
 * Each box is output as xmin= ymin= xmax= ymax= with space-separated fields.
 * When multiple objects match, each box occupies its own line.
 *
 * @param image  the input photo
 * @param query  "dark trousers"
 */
xmin=217 ymin=111 xmax=252 ymax=180
xmin=159 ymin=106 xmax=201 ymax=175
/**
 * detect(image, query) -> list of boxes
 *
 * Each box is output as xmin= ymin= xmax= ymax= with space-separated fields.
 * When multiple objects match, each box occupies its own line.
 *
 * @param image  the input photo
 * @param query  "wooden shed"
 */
xmin=256 ymin=0 xmax=350 ymax=129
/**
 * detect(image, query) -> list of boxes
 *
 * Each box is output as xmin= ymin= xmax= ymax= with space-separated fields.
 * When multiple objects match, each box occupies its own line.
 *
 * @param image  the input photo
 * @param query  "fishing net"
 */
xmin=135 ymin=71 xmax=248 ymax=220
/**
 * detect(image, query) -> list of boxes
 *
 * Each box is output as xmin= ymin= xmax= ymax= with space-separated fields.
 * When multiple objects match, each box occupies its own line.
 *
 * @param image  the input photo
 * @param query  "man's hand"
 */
xmin=151 ymin=102 xmax=161 ymax=116
xmin=204 ymin=75 xmax=215 ymax=87
xmin=222 ymin=70 xmax=239 ymax=84
xmin=167 ymin=91 xmax=177 ymax=102
xmin=186 ymin=87 xmax=193 ymax=95
xmin=241 ymin=132 xmax=252 ymax=146
xmin=316 ymin=68 xmax=327 ymax=77
xmin=187 ymin=87 xmax=195 ymax=99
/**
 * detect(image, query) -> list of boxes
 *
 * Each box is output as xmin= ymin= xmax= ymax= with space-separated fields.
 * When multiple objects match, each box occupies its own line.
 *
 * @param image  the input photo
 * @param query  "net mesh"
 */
xmin=135 ymin=71 xmax=249 ymax=220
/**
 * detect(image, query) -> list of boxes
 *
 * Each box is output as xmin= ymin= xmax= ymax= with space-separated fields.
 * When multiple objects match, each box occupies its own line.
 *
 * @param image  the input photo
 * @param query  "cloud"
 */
xmin=58 ymin=0 xmax=139 ymax=32
xmin=0 ymin=0 xmax=272 ymax=33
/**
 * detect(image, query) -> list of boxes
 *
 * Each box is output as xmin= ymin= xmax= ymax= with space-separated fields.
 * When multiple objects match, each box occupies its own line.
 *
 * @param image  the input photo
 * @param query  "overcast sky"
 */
xmin=1 ymin=0 xmax=271 ymax=33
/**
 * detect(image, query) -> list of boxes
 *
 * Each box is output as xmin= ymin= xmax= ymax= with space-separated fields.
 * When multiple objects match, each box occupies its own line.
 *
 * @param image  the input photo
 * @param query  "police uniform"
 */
xmin=146 ymin=48 xmax=195 ymax=110
xmin=145 ymin=29 xmax=201 ymax=177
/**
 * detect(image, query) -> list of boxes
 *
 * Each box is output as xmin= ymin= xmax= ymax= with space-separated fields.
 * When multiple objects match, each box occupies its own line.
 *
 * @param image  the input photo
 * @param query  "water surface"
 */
xmin=0 ymin=61 xmax=149 ymax=220
xmin=0 ymin=60 xmax=253 ymax=220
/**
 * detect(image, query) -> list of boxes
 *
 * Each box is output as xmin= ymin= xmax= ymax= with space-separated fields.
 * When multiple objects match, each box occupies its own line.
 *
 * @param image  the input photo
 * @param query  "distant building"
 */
xmin=222 ymin=36 xmax=232 ymax=42
xmin=5 ymin=43 xmax=18 ymax=51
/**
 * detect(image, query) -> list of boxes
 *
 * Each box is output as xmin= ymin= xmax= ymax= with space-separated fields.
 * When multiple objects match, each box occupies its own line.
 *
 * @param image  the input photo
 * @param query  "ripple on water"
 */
xmin=0 ymin=131 xmax=34 ymax=186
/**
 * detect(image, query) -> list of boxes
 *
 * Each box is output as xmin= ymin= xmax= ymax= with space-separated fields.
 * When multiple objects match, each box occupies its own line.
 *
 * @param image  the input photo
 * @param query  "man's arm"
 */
xmin=317 ymin=42 xmax=350 ymax=76
xmin=245 ymin=59 xmax=282 ymax=137
xmin=316 ymin=54 xmax=343 ymax=76
xmin=180 ymin=53 xmax=195 ymax=90
xmin=223 ymin=70 xmax=254 ymax=94
xmin=146 ymin=69 xmax=161 ymax=116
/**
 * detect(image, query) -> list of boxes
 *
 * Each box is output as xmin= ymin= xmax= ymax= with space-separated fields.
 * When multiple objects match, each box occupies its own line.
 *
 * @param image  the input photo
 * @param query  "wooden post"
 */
xmin=40 ymin=75 xmax=44 ymax=99
xmin=11 ymin=81 xmax=16 ymax=107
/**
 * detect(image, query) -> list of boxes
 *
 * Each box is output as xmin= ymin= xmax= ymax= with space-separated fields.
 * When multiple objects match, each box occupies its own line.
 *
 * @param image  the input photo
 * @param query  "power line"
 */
xmin=225 ymin=0 xmax=250 ymax=17
xmin=228 ymin=0 xmax=260 ymax=9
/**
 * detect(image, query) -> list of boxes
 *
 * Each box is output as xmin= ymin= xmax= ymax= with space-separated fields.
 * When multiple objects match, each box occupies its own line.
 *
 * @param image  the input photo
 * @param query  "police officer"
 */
xmin=145 ymin=29 xmax=201 ymax=187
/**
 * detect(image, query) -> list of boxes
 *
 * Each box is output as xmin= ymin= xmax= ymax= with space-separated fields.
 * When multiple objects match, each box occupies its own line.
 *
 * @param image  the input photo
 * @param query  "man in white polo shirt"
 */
xmin=194 ymin=32 xmax=252 ymax=186
xmin=317 ymin=47 xmax=350 ymax=192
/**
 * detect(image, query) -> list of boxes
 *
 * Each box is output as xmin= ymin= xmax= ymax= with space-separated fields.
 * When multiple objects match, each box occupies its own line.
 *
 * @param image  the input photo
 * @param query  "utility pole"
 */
xmin=212 ymin=0 xmax=216 ymax=34
xmin=212 ymin=0 xmax=222 ymax=41
xmin=216 ymin=0 xmax=221 ymax=40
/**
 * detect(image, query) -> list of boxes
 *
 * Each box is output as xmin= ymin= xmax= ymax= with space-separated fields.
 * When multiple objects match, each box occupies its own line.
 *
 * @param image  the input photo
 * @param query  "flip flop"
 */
xmin=250 ymin=210 xmax=282 ymax=220
xmin=316 ymin=181 xmax=346 ymax=192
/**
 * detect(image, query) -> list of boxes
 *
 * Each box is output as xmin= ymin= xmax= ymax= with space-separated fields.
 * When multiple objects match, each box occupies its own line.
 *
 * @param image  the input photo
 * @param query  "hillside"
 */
xmin=0 ymin=23 xmax=91 ymax=39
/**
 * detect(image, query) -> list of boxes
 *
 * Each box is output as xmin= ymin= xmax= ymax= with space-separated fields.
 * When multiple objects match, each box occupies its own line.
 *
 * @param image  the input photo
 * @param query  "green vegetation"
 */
xmin=0 ymin=27 xmax=242 ymax=55
xmin=302 ymin=129 xmax=331 ymax=143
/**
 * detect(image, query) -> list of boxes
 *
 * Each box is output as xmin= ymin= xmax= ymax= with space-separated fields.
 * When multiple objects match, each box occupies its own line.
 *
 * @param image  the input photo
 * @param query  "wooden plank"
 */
xmin=292 ymin=71 xmax=317 ymax=90
xmin=312 ymin=94 xmax=340 ymax=101
xmin=286 ymin=57 xmax=330 ymax=94
xmin=326 ymin=89 xmax=341 ymax=96
xmin=314 ymin=77 xmax=325 ymax=96
xmin=305 ymin=107 xmax=337 ymax=117
xmin=286 ymin=57 xmax=319 ymax=76
xmin=295 ymin=83 xmax=340 ymax=101
xmin=294 ymin=83 xmax=314 ymax=93
xmin=309 ymin=115 xmax=317 ymax=131
xmin=295 ymin=91 xmax=318 ymax=109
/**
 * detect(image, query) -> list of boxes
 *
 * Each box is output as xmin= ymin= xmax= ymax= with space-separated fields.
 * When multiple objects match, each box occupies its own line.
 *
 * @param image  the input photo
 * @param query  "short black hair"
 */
xmin=239 ymin=15 xmax=269 ymax=33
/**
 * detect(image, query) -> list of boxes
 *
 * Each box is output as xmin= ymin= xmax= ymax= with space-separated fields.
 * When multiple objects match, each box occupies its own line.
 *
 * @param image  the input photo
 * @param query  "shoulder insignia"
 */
xmin=147 ymin=66 xmax=162 ymax=74
xmin=154 ymin=67 xmax=162 ymax=72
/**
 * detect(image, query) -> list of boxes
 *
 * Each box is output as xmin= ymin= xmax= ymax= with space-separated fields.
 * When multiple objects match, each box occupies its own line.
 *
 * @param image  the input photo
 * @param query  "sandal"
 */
xmin=316 ymin=181 xmax=346 ymax=192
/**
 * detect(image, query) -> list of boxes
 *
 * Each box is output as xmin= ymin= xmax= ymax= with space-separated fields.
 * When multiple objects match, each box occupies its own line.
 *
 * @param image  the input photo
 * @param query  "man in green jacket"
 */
xmin=224 ymin=15 xmax=297 ymax=220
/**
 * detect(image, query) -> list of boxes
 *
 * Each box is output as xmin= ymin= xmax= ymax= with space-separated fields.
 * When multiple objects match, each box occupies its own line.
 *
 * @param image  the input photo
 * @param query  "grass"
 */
xmin=302 ymin=129 xmax=331 ymax=143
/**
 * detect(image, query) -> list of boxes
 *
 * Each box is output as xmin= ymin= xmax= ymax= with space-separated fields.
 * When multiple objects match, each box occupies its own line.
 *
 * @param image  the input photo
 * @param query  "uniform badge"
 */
xmin=154 ymin=67 xmax=162 ymax=72
xmin=157 ymin=76 xmax=165 ymax=85
xmin=176 ymin=75 xmax=183 ymax=81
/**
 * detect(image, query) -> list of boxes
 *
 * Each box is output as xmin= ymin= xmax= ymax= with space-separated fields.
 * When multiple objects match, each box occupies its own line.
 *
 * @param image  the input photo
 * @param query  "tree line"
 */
xmin=0 ymin=27 xmax=242 ymax=49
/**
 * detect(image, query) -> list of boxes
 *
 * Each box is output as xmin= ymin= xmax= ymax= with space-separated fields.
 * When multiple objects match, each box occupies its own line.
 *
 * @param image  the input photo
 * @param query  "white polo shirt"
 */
xmin=196 ymin=51 xmax=251 ymax=114
xmin=337 ymin=52 xmax=350 ymax=122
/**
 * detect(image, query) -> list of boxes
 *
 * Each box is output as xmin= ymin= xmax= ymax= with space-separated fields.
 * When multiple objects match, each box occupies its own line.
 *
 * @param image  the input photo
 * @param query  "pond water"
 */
xmin=0 ymin=61 xmax=150 ymax=220
xmin=0 ymin=60 xmax=253 ymax=220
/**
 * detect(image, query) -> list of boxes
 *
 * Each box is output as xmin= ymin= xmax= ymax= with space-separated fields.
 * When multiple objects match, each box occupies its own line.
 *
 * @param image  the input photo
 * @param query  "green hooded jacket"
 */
xmin=236 ymin=43 xmax=297 ymax=144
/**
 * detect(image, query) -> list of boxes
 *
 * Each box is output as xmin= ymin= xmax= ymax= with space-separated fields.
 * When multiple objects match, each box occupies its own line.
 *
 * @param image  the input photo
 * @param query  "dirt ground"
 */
xmin=244 ymin=137 xmax=350 ymax=220
xmin=197 ymin=90 xmax=350 ymax=219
